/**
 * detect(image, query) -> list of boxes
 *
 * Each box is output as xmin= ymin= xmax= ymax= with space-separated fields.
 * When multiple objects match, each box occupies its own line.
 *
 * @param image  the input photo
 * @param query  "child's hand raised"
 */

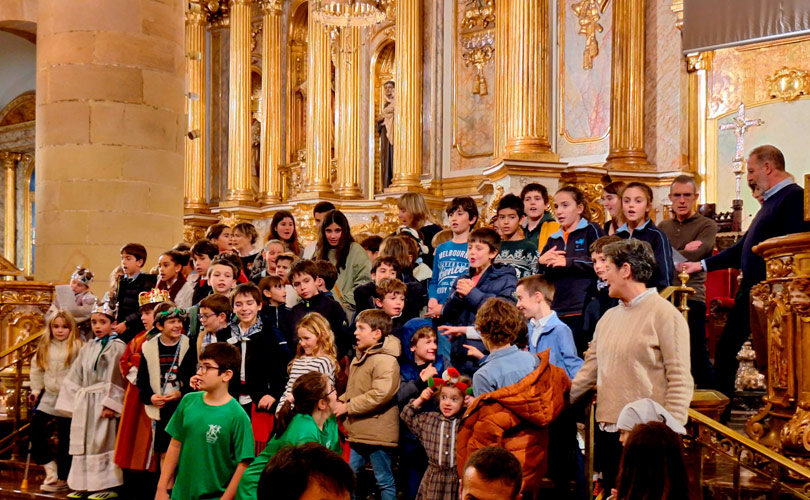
xmin=463 ymin=344 xmax=485 ymax=360
xmin=539 ymin=248 xmax=567 ymax=267
xmin=427 ymin=298 xmax=442 ymax=318
xmin=456 ymin=279 xmax=474 ymax=297
xmin=438 ymin=325 xmax=467 ymax=338
xmin=419 ymin=363 xmax=438 ymax=382
xmin=464 ymin=394 xmax=474 ymax=407
xmin=413 ymin=387 xmax=434 ymax=408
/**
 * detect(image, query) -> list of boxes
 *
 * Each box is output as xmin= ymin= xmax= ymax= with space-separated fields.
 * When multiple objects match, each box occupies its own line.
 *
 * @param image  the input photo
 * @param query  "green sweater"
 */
xmin=235 ymin=414 xmax=342 ymax=500
xmin=329 ymin=242 xmax=372 ymax=312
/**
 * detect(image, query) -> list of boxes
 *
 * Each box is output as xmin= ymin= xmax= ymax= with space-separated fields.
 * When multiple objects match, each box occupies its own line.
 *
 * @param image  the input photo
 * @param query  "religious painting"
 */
xmin=556 ymin=0 xmax=611 ymax=159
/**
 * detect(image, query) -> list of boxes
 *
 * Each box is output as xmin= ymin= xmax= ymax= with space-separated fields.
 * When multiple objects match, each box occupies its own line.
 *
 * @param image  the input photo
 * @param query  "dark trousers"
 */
xmin=687 ymin=300 xmax=715 ymax=389
xmin=122 ymin=469 xmax=159 ymax=500
xmin=559 ymin=314 xmax=587 ymax=358
xmin=715 ymin=287 xmax=752 ymax=403
xmin=594 ymin=426 xmax=623 ymax=494
xmin=547 ymin=407 xmax=585 ymax=500
xmin=30 ymin=411 xmax=72 ymax=480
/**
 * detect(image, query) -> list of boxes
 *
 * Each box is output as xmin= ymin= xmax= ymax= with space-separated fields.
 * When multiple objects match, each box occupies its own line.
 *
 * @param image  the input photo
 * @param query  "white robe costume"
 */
xmin=55 ymin=335 xmax=127 ymax=492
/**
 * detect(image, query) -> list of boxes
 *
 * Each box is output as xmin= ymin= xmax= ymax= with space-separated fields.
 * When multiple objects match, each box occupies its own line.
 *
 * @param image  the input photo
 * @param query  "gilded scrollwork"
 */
xmin=788 ymin=278 xmax=810 ymax=318
xmin=780 ymin=408 xmax=810 ymax=453
xmin=750 ymin=282 xmax=771 ymax=310
xmin=291 ymin=203 xmax=317 ymax=245
xmin=459 ymin=0 xmax=495 ymax=96
xmin=572 ymin=0 xmax=609 ymax=70
xmin=766 ymin=256 xmax=794 ymax=279
xmin=183 ymin=224 xmax=207 ymax=244
xmin=768 ymin=67 xmax=810 ymax=102
xmin=768 ymin=300 xmax=790 ymax=391
xmin=561 ymin=182 xmax=605 ymax=224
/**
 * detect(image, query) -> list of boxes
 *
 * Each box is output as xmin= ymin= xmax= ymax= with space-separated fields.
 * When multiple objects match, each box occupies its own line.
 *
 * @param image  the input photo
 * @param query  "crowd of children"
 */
xmin=29 ymin=181 xmax=692 ymax=500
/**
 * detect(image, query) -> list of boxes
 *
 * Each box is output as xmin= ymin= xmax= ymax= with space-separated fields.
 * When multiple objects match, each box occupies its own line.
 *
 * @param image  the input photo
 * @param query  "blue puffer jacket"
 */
xmin=440 ymin=263 xmax=518 ymax=377
xmin=397 ymin=318 xmax=450 ymax=406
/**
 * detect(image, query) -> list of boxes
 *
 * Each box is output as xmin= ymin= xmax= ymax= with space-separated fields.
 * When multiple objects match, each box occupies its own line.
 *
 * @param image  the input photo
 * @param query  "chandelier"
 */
xmin=311 ymin=0 xmax=389 ymax=28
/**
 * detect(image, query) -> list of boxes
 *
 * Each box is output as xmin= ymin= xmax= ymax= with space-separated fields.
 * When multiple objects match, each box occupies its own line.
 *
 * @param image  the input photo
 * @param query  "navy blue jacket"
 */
xmin=396 ymin=318 xmax=449 ymax=406
xmin=539 ymin=219 xmax=605 ymax=316
xmin=616 ymin=219 xmax=674 ymax=291
xmin=440 ymin=262 xmax=518 ymax=327
xmin=706 ymin=183 xmax=810 ymax=289
xmin=115 ymin=272 xmax=158 ymax=343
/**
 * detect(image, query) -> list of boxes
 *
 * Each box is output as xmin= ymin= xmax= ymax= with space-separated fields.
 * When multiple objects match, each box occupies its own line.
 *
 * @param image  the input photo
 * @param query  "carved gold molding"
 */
xmin=768 ymin=67 xmax=810 ymax=102
xmin=459 ymin=0 xmax=495 ymax=96
xmin=571 ymin=0 xmax=609 ymax=70
xmin=453 ymin=0 xmax=494 ymax=159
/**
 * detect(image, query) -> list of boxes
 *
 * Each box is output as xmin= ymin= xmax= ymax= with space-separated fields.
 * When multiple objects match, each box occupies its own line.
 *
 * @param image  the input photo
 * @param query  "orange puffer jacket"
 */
xmin=456 ymin=350 xmax=571 ymax=494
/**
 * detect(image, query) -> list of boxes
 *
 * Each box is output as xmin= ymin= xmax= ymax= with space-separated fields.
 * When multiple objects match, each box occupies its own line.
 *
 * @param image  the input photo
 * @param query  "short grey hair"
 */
xmin=603 ymin=239 xmax=655 ymax=283
xmin=670 ymin=175 xmax=697 ymax=193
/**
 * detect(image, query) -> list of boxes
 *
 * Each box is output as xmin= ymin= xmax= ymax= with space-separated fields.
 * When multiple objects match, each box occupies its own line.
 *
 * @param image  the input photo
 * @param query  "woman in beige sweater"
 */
xmin=570 ymin=238 xmax=693 ymax=493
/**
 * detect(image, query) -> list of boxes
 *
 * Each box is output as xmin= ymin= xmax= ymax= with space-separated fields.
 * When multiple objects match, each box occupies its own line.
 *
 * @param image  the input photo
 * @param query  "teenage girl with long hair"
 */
xmin=538 ymin=185 xmax=605 ymax=356
xmin=602 ymin=178 xmax=626 ymax=235
xmin=316 ymin=210 xmax=372 ymax=315
xmin=270 ymin=210 xmax=302 ymax=257
xmin=30 ymin=310 xmax=84 ymax=492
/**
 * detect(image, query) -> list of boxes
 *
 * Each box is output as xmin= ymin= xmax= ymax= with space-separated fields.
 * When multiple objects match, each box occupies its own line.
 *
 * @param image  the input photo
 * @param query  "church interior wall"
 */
xmin=0 ymin=31 xmax=35 ymax=114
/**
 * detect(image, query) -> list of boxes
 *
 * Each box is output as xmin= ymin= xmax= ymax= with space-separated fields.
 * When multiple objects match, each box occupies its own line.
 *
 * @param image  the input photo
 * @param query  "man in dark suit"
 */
xmin=682 ymin=145 xmax=810 ymax=406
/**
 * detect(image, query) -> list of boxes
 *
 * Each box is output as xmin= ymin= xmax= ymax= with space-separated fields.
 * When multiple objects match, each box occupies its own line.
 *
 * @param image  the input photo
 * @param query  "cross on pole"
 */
xmin=719 ymin=102 xmax=764 ymax=199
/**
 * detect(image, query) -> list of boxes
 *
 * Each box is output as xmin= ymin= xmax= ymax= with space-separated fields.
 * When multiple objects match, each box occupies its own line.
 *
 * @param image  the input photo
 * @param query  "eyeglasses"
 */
xmin=196 ymin=363 xmax=223 ymax=374
xmin=198 ymin=312 xmax=217 ymax=321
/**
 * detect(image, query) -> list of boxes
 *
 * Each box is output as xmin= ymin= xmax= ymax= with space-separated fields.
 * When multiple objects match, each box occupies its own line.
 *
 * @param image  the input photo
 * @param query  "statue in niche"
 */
xmin=377 ymin=81 xmax=395 ymax=189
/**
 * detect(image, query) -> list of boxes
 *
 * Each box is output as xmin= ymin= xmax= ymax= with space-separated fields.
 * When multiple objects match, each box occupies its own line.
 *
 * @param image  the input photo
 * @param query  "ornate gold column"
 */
xmin=389 ymin=0 xmax=423 ymax=192
xmin=603 ymin=0 xmax=651 ymax=171
xmin=686 ymin=52 xmax=711 ymax=179
xmin=1 ymin=152 xmax=21 ymax=264
xmin=502 ymin=0 xmax=556 ymax=161
xmin=258 ymin=0 xmax=283 ymax=204
xmin=492 ymin=0 xmax=509 ymax=163
xmin=303 ymin=4 xmax=334 ymax=195
xmin=225 ymin=0 xmax=255 ymax=203
xmin=185 ymin=2 xmax=208 ymax=212
xmin=335 ymin=27 xmax=363 ymax=198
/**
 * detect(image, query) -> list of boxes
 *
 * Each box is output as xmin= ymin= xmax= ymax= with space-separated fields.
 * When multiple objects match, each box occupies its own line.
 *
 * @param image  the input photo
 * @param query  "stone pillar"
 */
xmin=492 ymin=0 xmax=509 ymax=163
xmin=335 ymin=27 xmax=363 ymax=199
xmin=1 ymin=152 xmax=20 ymax=264
xmin=604 ymin=0 xmax=651 ymax=170
xmin=258 ymin=0 xmax=283 ymax=204
xmin=35 ymin=0 xmax=185 ymax=282
xmin=389 ymin=0 xmax=423 ymax=192
xmin=304 ymin=5 xmax=334 ymax=195
xmin=224 ymin=0 xmax=254 ymax=204
xmin=502 ymin=0 xmax=556 ymax=161
xmin=185 ymin=1 xmax=208 ymax=212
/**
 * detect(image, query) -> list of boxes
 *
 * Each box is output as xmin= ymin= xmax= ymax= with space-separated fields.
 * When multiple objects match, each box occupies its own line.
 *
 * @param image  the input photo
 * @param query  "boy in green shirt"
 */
xmin=156 ymin=343 xmax=254 ymax=500
xmin=495 ymin=193 xmax=539 ymax=279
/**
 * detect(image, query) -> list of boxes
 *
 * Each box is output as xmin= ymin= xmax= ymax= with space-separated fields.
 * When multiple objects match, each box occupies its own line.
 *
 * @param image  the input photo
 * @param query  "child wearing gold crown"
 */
xmin=114 ymin=289 xmax=174 ymax=497
xmin=400 ymin=368 xmax=471 ymax=500
xmin=54 ymin=294 xmax=128 ymax=500
xmin=48 ymin=266 xmax=97 ymax=341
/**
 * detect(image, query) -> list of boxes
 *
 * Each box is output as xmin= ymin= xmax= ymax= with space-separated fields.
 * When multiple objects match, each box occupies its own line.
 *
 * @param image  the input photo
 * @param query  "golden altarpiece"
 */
xmin=3 ymin=0 xmax=810 ymax=481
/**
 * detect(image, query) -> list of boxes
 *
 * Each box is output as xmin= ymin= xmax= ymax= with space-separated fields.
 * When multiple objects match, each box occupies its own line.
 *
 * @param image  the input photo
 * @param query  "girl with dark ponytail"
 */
xmin=234 ymin=372 xmax=342 ymax=500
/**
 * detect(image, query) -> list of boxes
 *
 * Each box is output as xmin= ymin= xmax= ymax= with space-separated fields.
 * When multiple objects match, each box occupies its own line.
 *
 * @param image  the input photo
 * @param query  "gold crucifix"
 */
xmin=719 ymin=102 xmax=763 ymax=199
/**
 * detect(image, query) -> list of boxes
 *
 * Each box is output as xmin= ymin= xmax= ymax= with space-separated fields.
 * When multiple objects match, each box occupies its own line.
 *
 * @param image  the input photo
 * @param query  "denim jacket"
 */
xmin=529 ymin=311 xmax=583 ymax=380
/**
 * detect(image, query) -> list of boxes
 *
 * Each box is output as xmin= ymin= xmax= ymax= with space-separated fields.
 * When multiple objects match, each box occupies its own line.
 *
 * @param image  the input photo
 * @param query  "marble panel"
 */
xmin=450 ymin=0 xmax=495 ymax=172
xmin=644 ymin=0 xmax=685 ymax=172
xmin=556 ymin=0 xmax=611 ymax=160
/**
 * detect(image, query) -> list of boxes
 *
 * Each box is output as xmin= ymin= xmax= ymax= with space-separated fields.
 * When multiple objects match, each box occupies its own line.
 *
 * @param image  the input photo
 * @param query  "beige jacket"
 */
xmin=30 ymin=338 xmax=82 ymax=415
xmin=340 ymin=335 xmax=401 ymax=447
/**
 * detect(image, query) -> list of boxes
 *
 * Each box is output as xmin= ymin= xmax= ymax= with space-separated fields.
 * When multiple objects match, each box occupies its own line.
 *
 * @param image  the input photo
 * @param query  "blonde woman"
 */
xmin=397 ymin=192 xmax=442 ymax=268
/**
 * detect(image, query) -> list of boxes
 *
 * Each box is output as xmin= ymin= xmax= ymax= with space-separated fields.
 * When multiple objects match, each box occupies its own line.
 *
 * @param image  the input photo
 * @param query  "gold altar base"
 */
xmin=484 ymin=157 xmax=567 ymax=183
xmin=746 ymin=231 xmax=810 ymax=469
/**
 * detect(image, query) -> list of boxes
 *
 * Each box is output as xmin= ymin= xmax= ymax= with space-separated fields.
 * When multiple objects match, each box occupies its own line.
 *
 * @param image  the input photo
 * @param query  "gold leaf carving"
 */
xmin=572 ymin=0 xmax=609 ymax=70
xmin=459 ymin=0 xmax=495 ymax=96
xmin=768 ymin=67 xmax=810 ymax=102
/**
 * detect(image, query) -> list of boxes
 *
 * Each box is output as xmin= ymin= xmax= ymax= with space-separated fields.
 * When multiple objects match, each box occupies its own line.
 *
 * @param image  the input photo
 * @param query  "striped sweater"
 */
xmin=277 ymin=355 xmax=336 ymax=411
xmin=570 ymin=288 xmax=693 ymax=425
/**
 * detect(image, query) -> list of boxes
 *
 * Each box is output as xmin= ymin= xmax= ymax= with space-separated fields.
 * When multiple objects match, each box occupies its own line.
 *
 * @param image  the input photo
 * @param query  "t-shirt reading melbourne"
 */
xmin=429 ymin=241 xmax=470 ymax=304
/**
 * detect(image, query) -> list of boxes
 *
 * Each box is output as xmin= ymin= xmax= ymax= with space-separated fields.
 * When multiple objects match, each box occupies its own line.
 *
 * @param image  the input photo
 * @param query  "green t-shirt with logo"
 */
xmin=167 ymin=391 xmax=255 ymax=500
xmin=235 ymin=413 xmax=342 ymax=500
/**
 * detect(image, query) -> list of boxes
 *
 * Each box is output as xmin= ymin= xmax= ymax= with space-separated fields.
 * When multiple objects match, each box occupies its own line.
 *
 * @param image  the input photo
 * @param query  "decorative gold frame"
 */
xmin=557 ymin=0 xmax=610 ymax=144
xmin=22 ymin=158 xmax=34 ymax=279
xmin=452 ymin=0 xmax=494 ymax=160
xmin=368 ymin=33 xmax=395 ymax=198
xmin=286 ymin=0 xmax=309 ymax=165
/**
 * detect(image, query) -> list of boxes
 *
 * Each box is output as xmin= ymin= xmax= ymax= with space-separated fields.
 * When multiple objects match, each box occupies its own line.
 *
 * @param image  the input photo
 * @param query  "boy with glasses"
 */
xmin=156 ymin=343 xmax=254 ymax=500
